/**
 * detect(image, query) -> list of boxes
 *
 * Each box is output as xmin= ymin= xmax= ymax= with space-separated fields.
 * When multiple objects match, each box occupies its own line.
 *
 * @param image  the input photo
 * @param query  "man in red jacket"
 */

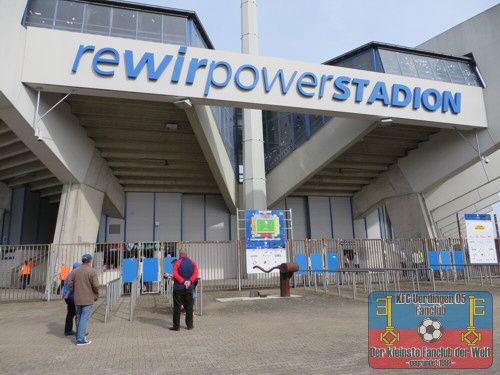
xmin=170 ymin=249 xmax=198 ymax=331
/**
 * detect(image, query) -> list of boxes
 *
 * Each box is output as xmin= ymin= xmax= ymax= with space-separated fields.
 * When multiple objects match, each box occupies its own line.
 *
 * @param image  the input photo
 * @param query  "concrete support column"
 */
xmin=241 ymin=0 xmax=267 ymax=210
xmin=53 ymin=183 xmax=104 ymax=244
xmin=384 ymin=193 xmax=436 ymax=238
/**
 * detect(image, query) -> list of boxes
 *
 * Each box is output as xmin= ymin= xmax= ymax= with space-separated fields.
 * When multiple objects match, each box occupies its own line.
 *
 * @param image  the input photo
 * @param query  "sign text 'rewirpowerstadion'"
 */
xmin=72 ymin=45 xmax=462 ymax=114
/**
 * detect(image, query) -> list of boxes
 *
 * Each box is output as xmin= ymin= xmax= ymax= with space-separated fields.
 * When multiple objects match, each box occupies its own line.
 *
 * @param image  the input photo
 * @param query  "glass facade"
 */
xmin=262 ymin=112 xmax=332 ymax=172
xmin=210 ymin=107 xmax=239 ymax=172
xmin=328 ymin=45 xmax=482 ymax=87
xmin=23 ymin=0 xmax=207 ymax=47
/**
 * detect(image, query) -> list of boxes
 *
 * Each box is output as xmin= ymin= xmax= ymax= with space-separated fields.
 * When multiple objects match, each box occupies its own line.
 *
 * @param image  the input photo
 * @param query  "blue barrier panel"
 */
xmin=164 ymin=257 xmax=178 ymax=275
xmin=123 ymin=259 xmax=138 ymax=283
xmin=294 ymin=254 xmax=307 ymax=275
xmin=327 ymin=253 xmax=339 ymax=274
xmin=454 ymin=251 xmax=464 ymax=270
xmin=440 ymin=251 xmax=452 ymax=270
xmin=143 ymin=258 xmax=158 ymax=282
xmin=310 ymin=253 xmax=323 ymax=271
xmin=428 ymin=251 xmax=440 ymax=271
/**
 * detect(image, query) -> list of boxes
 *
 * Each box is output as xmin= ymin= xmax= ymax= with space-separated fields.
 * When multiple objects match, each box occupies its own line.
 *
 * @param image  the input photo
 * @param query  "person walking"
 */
xmin=62 ymin=262 xmax=80 ymax=336
xmin=170 ymin=249 xmax=198 ymax=331
xmin=57 ymin=263 xmax=70 ymax=295
xmin=20 ymin=261 xmax=31 ymax=289
xmin=69 ymin=254 xmax=99 ymax=346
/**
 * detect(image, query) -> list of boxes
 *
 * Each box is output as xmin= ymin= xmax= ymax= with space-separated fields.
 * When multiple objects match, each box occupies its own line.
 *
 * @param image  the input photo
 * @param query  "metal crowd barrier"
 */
xmin=430 ymin=263 xmax=500 ymax=286
xmin=300 ymin=267 xmax=436 ymax=300
xmin=129 ymin=277 xmax=140 ymax=321
xmin=104 ymin=277 xmax=122 ymax=323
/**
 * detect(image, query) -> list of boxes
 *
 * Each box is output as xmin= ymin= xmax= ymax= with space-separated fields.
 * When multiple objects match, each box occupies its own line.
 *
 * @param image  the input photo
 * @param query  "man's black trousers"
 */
xmin=173 ymin=289 xmax=194 ymax=329
xmin=64 ymin=298 xmax=76 ymax=334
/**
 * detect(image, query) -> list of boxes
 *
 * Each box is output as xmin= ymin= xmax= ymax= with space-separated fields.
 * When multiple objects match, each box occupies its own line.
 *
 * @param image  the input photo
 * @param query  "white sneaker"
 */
xmin=76 ymin=340 xmax=92 ymax=346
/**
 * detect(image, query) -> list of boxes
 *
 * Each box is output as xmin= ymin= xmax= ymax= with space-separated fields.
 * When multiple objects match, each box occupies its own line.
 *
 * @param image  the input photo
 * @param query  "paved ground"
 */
xmin=0 ymin=282 xmax=499 ymax=374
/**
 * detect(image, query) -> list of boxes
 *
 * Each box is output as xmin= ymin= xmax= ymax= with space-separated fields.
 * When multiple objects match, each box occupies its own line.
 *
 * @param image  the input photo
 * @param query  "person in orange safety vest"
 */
xmin=20 ymin=261 xmax=31 ymax=289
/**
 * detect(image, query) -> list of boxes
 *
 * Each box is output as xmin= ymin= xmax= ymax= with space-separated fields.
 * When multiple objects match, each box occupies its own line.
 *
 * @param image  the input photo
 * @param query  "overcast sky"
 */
xmin=135 ymin=0 xmax=499 ymax=63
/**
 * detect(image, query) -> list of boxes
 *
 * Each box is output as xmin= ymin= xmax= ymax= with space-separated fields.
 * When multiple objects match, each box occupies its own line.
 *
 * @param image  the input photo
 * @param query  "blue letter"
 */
xmin=171 ymin=46 xmax=187 ymax=83
xmin=391 ymin=84 xmax=411 ymax=107
xmin=72 ymin=45 xmax=95 ymax=73
xmin=413 ymin=87 xmax=421 ymax=109
xmin=186 ymin=58 xmax=208 ymax=85
xmin=442 ymin=91 xmax=461 ymax=114
xmin=124 ymin=51 xmax=173 ymax=80
xmin=297 ymin=72 xmax=318 ymax=97
xmin=367 ymin=82 xmax=390 ymax=105
xmin=92 ymin=48 xmax=119 ymax=76
xmin=204 ymin=61 xmax=232 ymax=96
xmin=332 ymin=76 xmax=351 ymax=101
xmin=351 ymin=78 xmax=370 ymax=102
xmin=421 ymin=89 xmax=442 ymax=111
xmin=319 ymin=74 xmax=333 ymax=99
xmin=235 ymin=64 xmax=259 ymax=90
xmin=262 ymin=68 xmax=298 ymax=94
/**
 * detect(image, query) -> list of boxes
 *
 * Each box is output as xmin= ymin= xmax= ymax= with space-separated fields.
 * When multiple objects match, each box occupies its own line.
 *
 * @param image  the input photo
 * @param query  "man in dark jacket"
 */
xmin=171 ymin=249 xmax=198 ymax=331
xmin=69 ymin=254 xmax=99 ymax=346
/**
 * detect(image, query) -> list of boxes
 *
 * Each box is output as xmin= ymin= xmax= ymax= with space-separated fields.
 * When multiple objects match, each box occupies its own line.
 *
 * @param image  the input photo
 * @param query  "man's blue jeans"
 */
xmin=75 ymin=304 xmax=93 ymax=343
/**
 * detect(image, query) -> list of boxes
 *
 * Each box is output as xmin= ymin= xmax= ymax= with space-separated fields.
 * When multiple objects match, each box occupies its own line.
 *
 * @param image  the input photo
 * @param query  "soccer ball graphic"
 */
xmin=418 ymin=318 xmax=444 ymax=343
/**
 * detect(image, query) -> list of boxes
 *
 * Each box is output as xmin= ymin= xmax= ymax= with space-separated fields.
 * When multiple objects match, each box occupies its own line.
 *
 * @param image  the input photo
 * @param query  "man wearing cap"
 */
xmin=69 ymin=254 xmax=99 ymax=346
xmin=62 ymin=262 xmax=80 ymax=336
xmin=171 ymin=249 xmax=198 ymax=331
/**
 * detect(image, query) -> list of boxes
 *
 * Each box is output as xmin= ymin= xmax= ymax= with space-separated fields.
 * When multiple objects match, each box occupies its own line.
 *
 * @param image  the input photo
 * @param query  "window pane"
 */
xmin=163 ymin=15 xmax=187 ymax=45
xmin=25 ymin=0 xmax=56 ymax=28
xmin=111 ymin=8 xmax=137 ymax=39
xmin=138 ymin=12 xmax=162 ymax=42
xmin=55 ymin=1 xmax=85 ymax=31
xmin=378 ymin=49 xmax=402 ymax=75
xmin=293 ymin=114 xmax=307 ymax=147
xmin=445 ymin=61 xmax=466 ymax=85
xmin=459 ymin=63 xmax=480 ymax=86
xmin=191 ymin=22 xmax=206 ymax=48
xmin=396 ymin=52 xmax=418 ymax=77
xmin=413 ymin=56 xmax=435 ymax=80
xmin=84 ymin=4 xmax=111 ymax=36
xmin=428 ymin=58 xmax=451 ymax=82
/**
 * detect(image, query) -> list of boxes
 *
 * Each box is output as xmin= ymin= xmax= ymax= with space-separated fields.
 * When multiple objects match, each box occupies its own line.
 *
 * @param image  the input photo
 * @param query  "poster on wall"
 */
xmin=464 ymin=214 xmax=498 ymax=264
xmin=245 ymin=210 xmax=287 ymax=273
xmin=246 ymin=249 xmax=287 ymax=273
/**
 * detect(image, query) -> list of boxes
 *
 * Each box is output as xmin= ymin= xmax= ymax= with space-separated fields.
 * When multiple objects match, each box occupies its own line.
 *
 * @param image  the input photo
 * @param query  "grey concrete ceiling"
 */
xmin=293 ymin=123 xmax=440 ymax=197
xmin=0 ymin=120 xmax=61 ymax=203
xmin=67 ymin=95 xmax=220 ymax=195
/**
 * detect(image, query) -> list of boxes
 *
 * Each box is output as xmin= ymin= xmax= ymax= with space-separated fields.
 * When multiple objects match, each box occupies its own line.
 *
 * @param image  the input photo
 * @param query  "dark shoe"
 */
xmin=76 ymin=340 xmax=92 ymax=346
xmin=64 ymin=331 xmax=75 ymax=336
xmin=169 ymin=327 xmax=180 ymax=331
xmin=187 ymin=327 xmax=193 ymax=330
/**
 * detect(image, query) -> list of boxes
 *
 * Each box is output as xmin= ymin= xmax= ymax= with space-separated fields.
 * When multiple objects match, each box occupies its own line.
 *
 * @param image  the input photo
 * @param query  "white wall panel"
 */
xmin=366 ymin=209 xmax=382 ymax=239
xmin=354 ymin=218 xmax=367 ymax=239
xmin=155 ymin=193 xmax=182 ymax=242
xmin=309 ymin=196 xmax=332 ymax=239
xmin=182 ymin=194 xmax=204 ymax=241
xmin=107 ymin=217 xmax=125 ymax=243
xmin=126 ymin=192 xmax=153 ymax=242
xmin=331 ymin=197 xmax=354 ymax=238
xmin=286 ymin=197 xmax=308 ymax=239
xmin=206 ymin=195 xmax=229 ymax=241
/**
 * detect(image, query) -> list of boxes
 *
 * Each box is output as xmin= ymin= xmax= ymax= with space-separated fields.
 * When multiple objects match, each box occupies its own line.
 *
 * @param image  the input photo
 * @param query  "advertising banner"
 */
xmin=245 ymin=210 xmax=286 ymax=273
xmin=464 ymin=214 xmax=498 ymax=264
xmin=369 ymin=291 xmax=493 ymax=369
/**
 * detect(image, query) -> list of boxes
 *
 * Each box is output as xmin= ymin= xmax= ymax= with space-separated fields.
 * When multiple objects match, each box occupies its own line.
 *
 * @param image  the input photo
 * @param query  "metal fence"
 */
xmin=1 ymin=238 xmax=500 ymax=302
xmin=104 ymin=277 xmax=122 ymax=323
xmin=129 ymin=277 xmax=140 ymax=321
